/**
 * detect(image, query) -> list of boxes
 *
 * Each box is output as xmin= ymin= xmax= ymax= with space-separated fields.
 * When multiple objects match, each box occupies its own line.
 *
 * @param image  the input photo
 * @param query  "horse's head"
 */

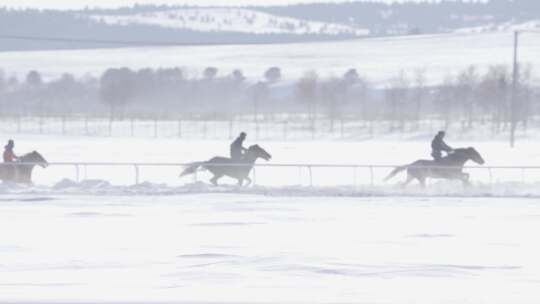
xmin=21 ymin=151 xmax=49 ymax=168
xmin=247 ymin=145 xmax=272 ymax=161
xmin=464 ymin=147 xmax=485 ymax=165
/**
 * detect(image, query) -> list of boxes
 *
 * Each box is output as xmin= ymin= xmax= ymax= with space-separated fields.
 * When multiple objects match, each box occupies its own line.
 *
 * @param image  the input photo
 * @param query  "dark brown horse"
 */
xmin=0 ymin=151 xmax=48 ymax=184
xmin=180 ymin=145 xmax=271 ymax=186
xmin=384 ymin=147 xmax=485 ymax=187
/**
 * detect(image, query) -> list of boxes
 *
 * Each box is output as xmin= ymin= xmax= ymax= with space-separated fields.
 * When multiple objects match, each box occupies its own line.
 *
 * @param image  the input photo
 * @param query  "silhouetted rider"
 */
xmin=3 ymin=139 xmax=17 ymax=163
xmin=3 ymin=139 xmax=18 ymax=181
xmin=230 ymin=132 xmax=248 ymax=161
xmin=431 ymin=131 xmax=453 ymax=161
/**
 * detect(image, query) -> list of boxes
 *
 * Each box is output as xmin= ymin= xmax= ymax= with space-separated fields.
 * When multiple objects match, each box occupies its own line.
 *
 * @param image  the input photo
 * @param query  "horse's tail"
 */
xmin=384 ymin=165 xmax=408 ymax=182
xmin=180 ymin=162 xmax=206 ymax=177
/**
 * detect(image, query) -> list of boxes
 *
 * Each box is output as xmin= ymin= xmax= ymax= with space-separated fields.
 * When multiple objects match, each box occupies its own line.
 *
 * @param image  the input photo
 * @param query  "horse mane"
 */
xmin=19 ymin=151 xmax=35 ymax=160
xmin=18 ymin=151 xmax=41 ymax=162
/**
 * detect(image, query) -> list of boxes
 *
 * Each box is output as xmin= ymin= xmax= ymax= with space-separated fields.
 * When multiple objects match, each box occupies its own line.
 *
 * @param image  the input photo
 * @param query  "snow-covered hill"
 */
xmin=91 ymin=8 xmax=369 ymax=36
xmin=455 ymin=20 xmax=540 ymax=34
xmin=2 ymin=31 xmax=539 ymax=85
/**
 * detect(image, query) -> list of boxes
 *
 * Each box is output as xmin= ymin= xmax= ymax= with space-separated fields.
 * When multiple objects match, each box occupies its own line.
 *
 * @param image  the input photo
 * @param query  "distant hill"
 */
xmin=90 ymin=8 xmax=368 ymax=36
xmin=259 ymin=0 xmax=540 ymax=35
xmin=0 ymin=0 xmax=539 ymax=52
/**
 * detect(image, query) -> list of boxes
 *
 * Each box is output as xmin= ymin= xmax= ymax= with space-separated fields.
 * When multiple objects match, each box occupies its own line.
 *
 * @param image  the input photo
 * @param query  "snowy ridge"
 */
xmin=455 ymin=20 xmax=540 ymax=34
xmin=3 ymin=179 xmax=540 ymax=198
xmin=91 ymin=8 xmax=369 ymax=36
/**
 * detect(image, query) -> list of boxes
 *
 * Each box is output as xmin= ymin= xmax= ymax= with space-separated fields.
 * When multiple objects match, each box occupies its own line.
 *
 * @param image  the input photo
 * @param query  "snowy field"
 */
xmin=1 ymin=31 xmax=539 ymax=84
xmin=2 ymin=133 xmax=540 ymax=302
xmin=1 ymin=194 xmax=540 ymax=303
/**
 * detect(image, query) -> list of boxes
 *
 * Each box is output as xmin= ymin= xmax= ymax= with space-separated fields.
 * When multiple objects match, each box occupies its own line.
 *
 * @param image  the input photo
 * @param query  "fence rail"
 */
xmin=2 ymin=114 xmax=537 ymax=141
xmin=4 ymin=162 xmax=540 ymax=186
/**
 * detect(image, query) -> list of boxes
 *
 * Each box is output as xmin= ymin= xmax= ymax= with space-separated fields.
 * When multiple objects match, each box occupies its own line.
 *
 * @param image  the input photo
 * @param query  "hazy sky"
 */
xmin=1 ymin=0 xmax=420 ymax=10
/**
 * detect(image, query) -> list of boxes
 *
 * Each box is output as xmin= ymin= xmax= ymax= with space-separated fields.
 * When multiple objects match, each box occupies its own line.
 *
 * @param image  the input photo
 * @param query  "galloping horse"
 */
xmin=180 ymin=144 xmax=271 ymax=186
xmin=384 ymin=147 xmax=485 ymax=187
xmin=0 ymin=151 xmax=48 ymax=184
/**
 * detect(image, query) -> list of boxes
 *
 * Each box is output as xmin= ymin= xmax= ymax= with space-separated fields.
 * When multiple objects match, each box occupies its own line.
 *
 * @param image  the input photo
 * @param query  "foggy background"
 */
xmin=1 ymin=0 xmax=539 ymax=140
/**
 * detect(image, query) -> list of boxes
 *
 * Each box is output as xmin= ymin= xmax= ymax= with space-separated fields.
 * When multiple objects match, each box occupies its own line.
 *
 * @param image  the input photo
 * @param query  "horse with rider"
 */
xmin=1 ymin=139 xmax=48 ymax=184
xmin=385 ymin=131 xmax=485 ymax=187
xmin=181 ymin=132 xmax=271 ymax=186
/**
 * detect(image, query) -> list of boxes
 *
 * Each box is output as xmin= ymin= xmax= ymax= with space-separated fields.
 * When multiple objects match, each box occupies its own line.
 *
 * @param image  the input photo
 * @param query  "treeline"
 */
xmin=0 ymin=65 xmax=538 ymax=134
xmin=261 ymin=0 xmax=540 ymax=35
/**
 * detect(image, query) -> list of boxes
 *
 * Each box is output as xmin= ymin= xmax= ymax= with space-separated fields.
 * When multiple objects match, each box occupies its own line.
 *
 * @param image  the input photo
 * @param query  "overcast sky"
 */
xmin=1 ymin=0 xmax=425 ymax=10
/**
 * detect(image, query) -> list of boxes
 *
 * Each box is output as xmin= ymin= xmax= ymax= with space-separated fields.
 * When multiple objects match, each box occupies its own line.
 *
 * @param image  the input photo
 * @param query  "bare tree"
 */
xmin=386 ymin=70 xmax=410 ymax=131
xmin=296 ymin=71 xmax=319 ymax=136
xmin=264 ymin=67 xmax=282 ymax=84
xmin=203 ymin=67 xmax=218 ymax=80
xmin=455 ymin=65 xmax=477 ymax=130
xmin=319 ymin=77 xmax=342 ymax=132
xmin=435 ymin=74 xmax=456 ymax=131
xmin=412 ymin=68 xmax=426 ymax=129
xmin=100 ymin=68 xmax=136 ymax=121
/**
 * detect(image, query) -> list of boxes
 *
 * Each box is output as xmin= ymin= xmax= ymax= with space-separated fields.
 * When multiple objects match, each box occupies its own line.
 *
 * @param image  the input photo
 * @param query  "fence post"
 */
xmin=370 ymin=166 xmax=375 ymax=187
xmin=39 ymin=115 xmax=43 ymax=134
xmin=307 ymin=165 xmax=313 ymax=187
xmin=16 ymin=115 xmax=21 ymax=133
xmin=108 ymin=118 xmax=113 ymax=137
xmin=353 ymin=166 xmax=357 ymax=188
xmin=62 ymin=116 xmax=66 ymax=135
xmin=75 ymin=164 xmax=80 ymax=183
xmin=178 ymin=119 xmax=182 ymax=138
xmin=85 ymin=116 xmax=89 ymax=135
xmin=134 ymin=164 xmax=140 ymax=185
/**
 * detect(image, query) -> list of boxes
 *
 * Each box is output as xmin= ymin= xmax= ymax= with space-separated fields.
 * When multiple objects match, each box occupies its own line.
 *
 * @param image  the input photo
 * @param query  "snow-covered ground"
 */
xmin=1 ymin=31 xmax=539 ymax=84
xmin=1 ymin=194 xmax=540 ymax=303
xmin=91 ymin=8 xmax=368 ymax=36
xmin=2 ymin=133 xmax=540 ymax=302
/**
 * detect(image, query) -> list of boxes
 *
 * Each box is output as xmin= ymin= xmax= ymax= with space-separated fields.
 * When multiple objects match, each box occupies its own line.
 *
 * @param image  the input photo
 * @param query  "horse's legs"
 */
xmin=401 ymin=174 xmax=414 ymax=188
xmin=461 ymin=173 xmax=471 ymax=187
xmin=418 ymin=177 xmax=427 ymax=188
xmin=237 ymin=178 xmax=244 ymax=187
xmin=210 ymin=174 xmax=223 ymax=186
xmin=244 ymin=176 xmax=252 ymax=186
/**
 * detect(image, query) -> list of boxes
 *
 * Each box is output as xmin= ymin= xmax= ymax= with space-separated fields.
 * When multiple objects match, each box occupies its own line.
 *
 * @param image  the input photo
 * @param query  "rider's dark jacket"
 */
xmin=3 ymin=147 xmax=16 ymax=163
xmin=431 ymin=135 xmax=452 ymax=161
xmin=230 ymin=136 xmax=247 ymax=161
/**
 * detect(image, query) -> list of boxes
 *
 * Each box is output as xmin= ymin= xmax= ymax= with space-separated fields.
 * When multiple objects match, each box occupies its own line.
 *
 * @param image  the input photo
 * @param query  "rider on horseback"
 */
xmin=3 ymin=139 xmax=17 ymax=163
xmin=3 ymin=139 xmax=18 ymax=181
xmin=230 ymin=132 xmax=248 ymax=161
xmin=431 ymin=131 xmax=453 ymax=162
